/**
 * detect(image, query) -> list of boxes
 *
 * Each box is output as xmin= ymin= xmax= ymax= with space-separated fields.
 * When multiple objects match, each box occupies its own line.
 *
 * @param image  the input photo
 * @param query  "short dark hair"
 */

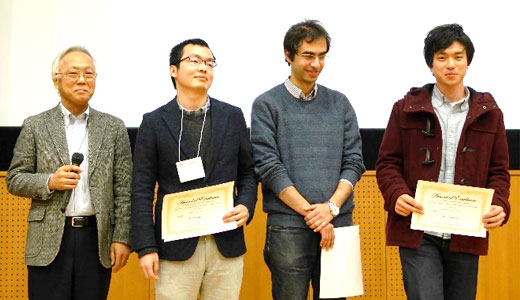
xmin=283 ymin=20 xmax=331 ymax=65
xmin=424 ymin=24 xmax=474 ymax=68
xmin=169 ymin=38 xmax=214 ymax=89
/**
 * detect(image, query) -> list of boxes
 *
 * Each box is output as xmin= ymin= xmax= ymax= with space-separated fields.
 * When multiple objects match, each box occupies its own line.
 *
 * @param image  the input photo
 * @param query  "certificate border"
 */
xmin=161 ymin=181 xmax=235 ymax=240
xmin=411 ymin=180 xmax=493 ymax=237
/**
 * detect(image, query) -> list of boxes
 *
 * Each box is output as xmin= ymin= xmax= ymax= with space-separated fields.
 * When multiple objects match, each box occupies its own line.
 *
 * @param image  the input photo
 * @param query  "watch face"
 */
xmin=332 ymin=207 xmax=339 ymax=216
xmin=328 ymin=202 xmax=339 ymax=216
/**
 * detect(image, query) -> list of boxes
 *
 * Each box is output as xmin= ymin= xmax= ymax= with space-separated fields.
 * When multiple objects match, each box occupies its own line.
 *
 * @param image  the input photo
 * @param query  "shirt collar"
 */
xmin=284 ymin=77 xmax=318 ymax=101
xmin=432 ymin=85 xmax=470 ymax=111
xmin=60 ymin=103 xmax=89 ymax=127
xmin=177 ymin=96 xmax=211 ymax=115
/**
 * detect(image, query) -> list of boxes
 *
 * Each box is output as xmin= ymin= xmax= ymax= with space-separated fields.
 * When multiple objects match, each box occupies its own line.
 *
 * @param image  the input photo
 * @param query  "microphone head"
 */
xmin=71 ymin=152 xmax=84 ymax=166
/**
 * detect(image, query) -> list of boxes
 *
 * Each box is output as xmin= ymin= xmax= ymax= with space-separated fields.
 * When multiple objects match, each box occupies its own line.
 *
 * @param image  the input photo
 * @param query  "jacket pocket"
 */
xmin=399 ymin=113 xmax=433 ymax=130
xmin=467 ymin=123 xmax=497 ymax=134
xmin=25 ymin=207 xmax=46 ymax=258
xmin=467 ymin=112 xmax=499 ymax=134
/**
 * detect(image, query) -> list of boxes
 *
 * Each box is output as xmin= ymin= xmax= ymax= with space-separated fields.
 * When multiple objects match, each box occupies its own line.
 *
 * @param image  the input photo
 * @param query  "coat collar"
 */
xmin=44 ymin=105 xmax=106 ymax=179
xmin=205 ymin=98 xmax=229 ymax=180
xmin=402 ymin=83 xmax=500 ymax=124
xmin=162 ymin=97 xmax=197 ymax=160
xmin=87 ymin=108 xmax=107 ymax=179
xmin=45 ymin=105 xmax=70 ymax=165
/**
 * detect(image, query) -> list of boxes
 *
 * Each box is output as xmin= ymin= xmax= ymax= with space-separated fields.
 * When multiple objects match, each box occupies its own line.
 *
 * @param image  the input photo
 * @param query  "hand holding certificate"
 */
xmin=411 ymin=180 xmax=493 ymax=238
xmin=161 ymin=181 xmax=237 ymax=242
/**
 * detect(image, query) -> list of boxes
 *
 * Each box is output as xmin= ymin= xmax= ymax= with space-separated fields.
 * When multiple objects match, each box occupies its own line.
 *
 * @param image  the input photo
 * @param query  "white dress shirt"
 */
xmin=60 ymin=103 xmax=95 ymax=216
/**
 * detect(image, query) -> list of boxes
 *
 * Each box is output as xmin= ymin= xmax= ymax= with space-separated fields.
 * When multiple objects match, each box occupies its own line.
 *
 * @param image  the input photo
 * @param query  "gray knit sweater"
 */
xmin=251 ymin=83 xmax=365 ymax=228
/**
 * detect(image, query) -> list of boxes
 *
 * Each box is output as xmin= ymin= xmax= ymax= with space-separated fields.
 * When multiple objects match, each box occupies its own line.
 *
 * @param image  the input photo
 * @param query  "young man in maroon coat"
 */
xmin=376 ymin=24 xmax=510 ymax=300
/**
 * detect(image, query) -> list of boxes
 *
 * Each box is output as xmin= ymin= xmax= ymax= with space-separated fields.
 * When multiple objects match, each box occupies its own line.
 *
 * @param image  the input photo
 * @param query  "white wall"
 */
xmin=1 ymin=0 xmax=519 ymax=128
xmin=0 ymin=0 xmax=13 ymax=125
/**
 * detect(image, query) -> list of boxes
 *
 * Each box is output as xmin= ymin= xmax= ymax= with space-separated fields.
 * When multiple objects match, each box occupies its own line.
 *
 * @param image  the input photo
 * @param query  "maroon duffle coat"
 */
xmin=376 ymin=84 xmax=511 ymax=256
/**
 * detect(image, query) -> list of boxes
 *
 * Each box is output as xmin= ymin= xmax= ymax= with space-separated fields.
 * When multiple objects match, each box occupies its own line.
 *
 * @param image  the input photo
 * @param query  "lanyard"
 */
xmin=178 ymin=99 xmax=209 ymax=162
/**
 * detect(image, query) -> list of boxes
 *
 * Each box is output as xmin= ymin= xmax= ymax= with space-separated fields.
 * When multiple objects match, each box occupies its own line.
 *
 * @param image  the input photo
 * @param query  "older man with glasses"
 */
xmin=7 ymin=46 xmax=132 ymax=300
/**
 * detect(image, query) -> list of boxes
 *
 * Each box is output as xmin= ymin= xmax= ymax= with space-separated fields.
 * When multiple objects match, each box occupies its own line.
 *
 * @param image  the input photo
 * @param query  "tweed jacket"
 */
xmin=131 ymin=97 xmax=257 ymax=261
xmin=7 ymin=105 xmax=132 ymax=268
xmin=376 ymin=84 xmax=510 ymax=256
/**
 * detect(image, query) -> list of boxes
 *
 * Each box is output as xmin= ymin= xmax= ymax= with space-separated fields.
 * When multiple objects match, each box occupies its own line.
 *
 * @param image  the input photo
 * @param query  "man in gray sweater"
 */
xmin=251 ymin=20 xmax=365 ymax=300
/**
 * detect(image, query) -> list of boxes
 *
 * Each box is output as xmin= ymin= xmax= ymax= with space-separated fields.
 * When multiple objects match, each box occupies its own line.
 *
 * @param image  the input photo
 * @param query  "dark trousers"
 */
xmin=399 ymin=234 xmax=479 ymax=300
xmin=27 ymin=219 xmax=111 ymax=300
xmin=264 ymin=225 xmax=346 ymax=300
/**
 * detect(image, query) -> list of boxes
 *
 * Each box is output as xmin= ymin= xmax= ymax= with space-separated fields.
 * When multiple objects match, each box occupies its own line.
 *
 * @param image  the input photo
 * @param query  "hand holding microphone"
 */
xmin=71 ymin=152 xmax=84 ymax=169
xmin=48 ymin=152 xmax=84 ymax=191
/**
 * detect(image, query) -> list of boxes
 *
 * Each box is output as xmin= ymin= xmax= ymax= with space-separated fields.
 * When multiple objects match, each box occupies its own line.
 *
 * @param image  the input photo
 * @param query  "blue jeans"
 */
xmin=264 ymin=225 xmax=346 ymax=300
xmin=399 ymin=234 xmax=479 ymax=300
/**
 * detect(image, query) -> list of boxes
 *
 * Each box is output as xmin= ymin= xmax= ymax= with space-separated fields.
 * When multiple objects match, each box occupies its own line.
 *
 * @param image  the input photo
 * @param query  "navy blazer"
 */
xmin=131 ymin=97 xmax=258 ymax=260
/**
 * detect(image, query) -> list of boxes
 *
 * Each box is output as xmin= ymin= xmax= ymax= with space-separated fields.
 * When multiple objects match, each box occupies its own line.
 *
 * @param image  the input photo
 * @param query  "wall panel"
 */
xmin=0 ymin=173 xmax=29 ymax=299
xmin=1 ymin=171 xmax=518 ymax=299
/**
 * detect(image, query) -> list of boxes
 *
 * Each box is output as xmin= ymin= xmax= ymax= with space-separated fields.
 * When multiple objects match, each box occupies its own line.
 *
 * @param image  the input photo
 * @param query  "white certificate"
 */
xmin=411 ymin=180 xmax=493 ymax=238
xmin=161 ymin=181 xmax=237 ymax=242
xmin=320 ymin=225 xmax=364 ymax=298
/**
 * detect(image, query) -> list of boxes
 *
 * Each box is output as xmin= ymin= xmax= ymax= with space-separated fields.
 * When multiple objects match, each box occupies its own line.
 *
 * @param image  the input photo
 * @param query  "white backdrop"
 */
xmin=1 ymin=0 xmax=519 ymax=128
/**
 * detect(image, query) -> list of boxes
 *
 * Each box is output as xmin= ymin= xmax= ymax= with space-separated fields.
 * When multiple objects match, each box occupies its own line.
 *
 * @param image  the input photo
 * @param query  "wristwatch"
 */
xmin=327 ymin=201 xmax=340 ymax=217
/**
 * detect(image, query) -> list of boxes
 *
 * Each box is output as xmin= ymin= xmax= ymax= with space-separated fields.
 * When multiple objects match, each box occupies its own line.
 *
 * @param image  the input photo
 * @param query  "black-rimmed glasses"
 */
xmin=179 ymin=55 xmax=217 ymax=68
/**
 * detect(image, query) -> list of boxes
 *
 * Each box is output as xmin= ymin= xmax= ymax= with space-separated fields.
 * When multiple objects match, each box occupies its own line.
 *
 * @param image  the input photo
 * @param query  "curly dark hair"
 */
xmin=283 ymin=20 xmax=330 ymax=65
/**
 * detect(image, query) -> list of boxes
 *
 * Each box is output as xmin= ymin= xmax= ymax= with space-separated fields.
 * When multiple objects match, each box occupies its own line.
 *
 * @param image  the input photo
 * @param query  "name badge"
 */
xmin=176 ymin=157 xmax=205 ymax=183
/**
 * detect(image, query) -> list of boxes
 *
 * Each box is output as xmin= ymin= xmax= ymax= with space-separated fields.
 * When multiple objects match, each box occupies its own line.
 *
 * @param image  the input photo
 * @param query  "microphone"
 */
xmin=62 ymin=152 xmax=84 ymax=212
xmin=71 ymin=152 xmax=84 ymax=167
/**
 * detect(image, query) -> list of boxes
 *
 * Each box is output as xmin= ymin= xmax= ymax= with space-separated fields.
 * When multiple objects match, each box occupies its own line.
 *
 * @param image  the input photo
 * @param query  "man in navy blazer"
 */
xmin=131 ymin=38 xmax=257 ymax=300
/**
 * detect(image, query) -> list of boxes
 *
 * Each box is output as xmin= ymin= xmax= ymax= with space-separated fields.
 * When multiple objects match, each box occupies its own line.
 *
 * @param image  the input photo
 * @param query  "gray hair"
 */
xmin=51 ymin=46 xmax=94 ymax=80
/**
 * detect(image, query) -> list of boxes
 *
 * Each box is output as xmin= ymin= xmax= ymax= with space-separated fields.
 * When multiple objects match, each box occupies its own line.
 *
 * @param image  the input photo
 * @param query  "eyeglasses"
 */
xmin=296 ymin=53 xmax=328 ymax=62
xmin=179 ymin=55 xmax=217 ymax=68
xmin=56 ymin=70 xmax=97 ymax=82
